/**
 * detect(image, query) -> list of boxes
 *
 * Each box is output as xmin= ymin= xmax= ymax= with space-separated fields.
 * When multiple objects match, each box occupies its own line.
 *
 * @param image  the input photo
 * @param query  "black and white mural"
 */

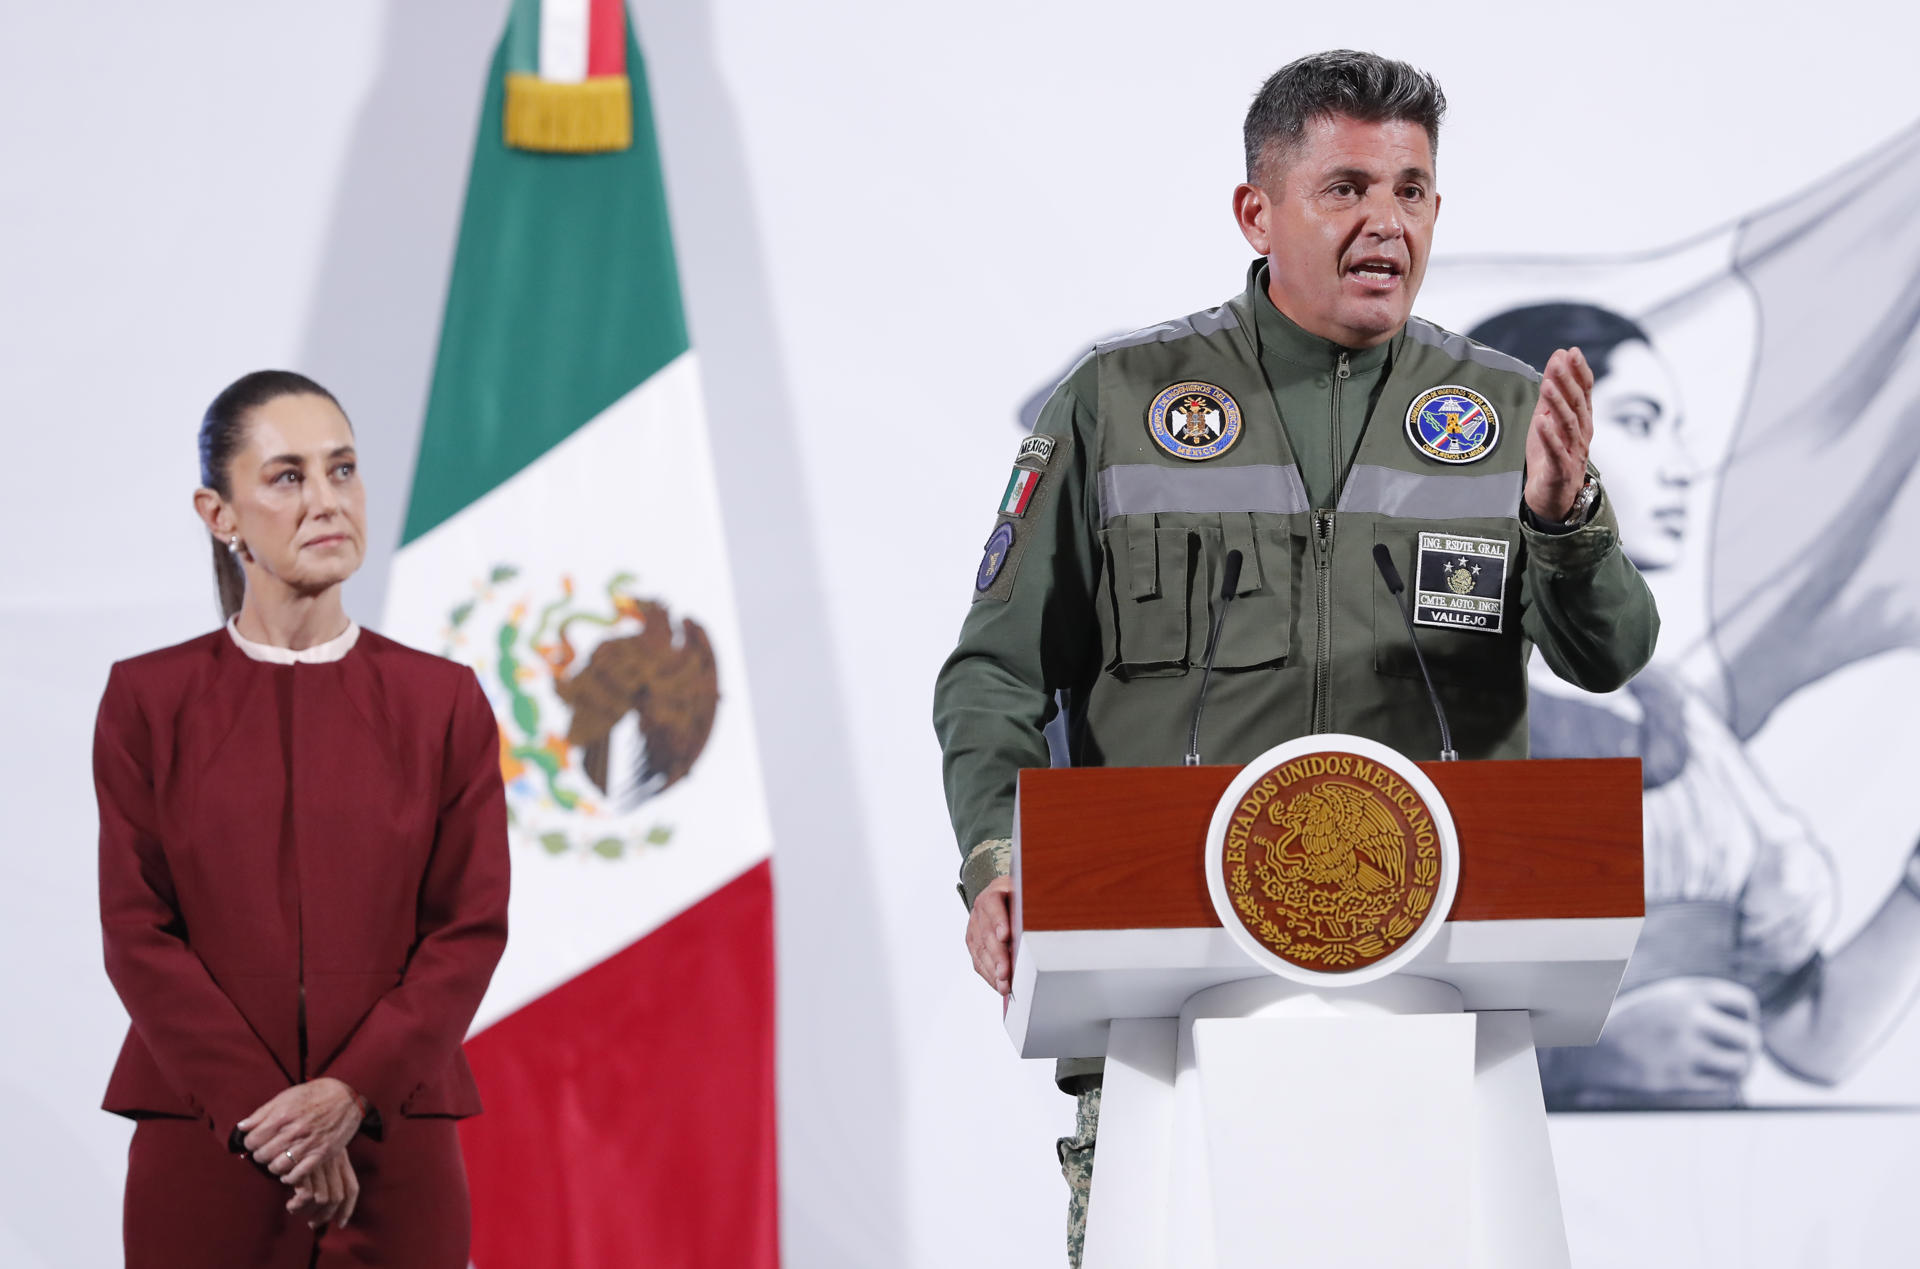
xmin=1429 ymin=121 xmax=1920 ymax=1112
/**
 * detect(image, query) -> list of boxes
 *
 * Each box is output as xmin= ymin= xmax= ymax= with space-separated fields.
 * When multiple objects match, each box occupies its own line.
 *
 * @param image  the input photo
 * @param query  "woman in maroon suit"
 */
xmin=95 ymin=370 xmax=510 ymax=1267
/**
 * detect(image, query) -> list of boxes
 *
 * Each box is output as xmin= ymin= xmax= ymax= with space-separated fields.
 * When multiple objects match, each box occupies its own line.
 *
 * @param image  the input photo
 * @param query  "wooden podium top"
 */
xmin=1007 ymin=757 xmax=1645 ymax=1055
xmin=1013 ymin=756 xmax=1643 ymax=1052
xmin=1017 ymin=758 xmax=1643 ymax=933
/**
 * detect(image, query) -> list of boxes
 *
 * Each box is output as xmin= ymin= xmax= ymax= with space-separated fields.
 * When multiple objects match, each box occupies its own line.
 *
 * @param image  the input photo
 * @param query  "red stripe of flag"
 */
xmin=587 ymin=0 xmax=627 ymax=77
xmin=461 ymin=862 xmax=777 ymax=1269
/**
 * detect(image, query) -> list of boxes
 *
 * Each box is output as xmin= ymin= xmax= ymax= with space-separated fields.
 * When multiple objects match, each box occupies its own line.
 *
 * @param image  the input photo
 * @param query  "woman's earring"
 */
xmin=228 ymin=536 xmax=242 ymax=556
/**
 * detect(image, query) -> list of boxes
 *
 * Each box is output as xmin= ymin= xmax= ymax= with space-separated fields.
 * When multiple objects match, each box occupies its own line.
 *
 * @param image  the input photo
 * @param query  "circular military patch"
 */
xmin=1405 ymin=384 xmax=1499 ymax=464
xmin=1205 ymin=735 xmax=1458 ymax=985
xmin=1147 ymin=381 xmax=1242 ymax=461
xmin=976 ymin=522 xmax=1016 ymax=592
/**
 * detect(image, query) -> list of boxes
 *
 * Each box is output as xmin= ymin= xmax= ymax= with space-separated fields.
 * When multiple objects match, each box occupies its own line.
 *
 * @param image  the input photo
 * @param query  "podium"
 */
xmin=1004 ymin=749 xmax=1642 ymax=1269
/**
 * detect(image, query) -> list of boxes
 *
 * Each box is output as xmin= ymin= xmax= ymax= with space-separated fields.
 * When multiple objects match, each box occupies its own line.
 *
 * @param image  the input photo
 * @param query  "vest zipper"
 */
xmin=1312 ymin=509 xmax=1334 ymax=731
xmin=1331 ymin=352 xmax=1350 ymax=502
xmin=1311 ymin=351 xmax=1352 ymax=732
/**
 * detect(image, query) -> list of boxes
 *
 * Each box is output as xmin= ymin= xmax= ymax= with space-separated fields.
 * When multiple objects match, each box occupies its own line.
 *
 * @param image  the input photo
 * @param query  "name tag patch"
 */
xmin=1413 ymin=532 xmax=1508 ymax=634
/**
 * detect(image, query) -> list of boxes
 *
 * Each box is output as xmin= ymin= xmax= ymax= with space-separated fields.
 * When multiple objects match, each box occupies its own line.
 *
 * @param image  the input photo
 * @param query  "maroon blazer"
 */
xmin=94 ymin=627 xmax=510 ymax=1142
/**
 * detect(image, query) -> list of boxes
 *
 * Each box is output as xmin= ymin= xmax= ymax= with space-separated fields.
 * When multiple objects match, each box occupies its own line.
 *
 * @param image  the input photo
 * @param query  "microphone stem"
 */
xmin=1371 ymin=543 xmax=1457 ymax=763
xmin=1395 ymin=602 xmax=1456 ymax=761
xmin=1185 ymin=624 xmax=1226 ymax=766
xmin=1186 ymin=549 xmax=1243 ymax=766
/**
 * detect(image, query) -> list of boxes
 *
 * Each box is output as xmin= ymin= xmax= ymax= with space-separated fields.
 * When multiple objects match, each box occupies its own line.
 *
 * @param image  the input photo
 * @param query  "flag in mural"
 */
xmin=1417 ymin=119 xmax=1920 ymax=1114
xmin=383 ymin=4 xmax=776 ymax=1266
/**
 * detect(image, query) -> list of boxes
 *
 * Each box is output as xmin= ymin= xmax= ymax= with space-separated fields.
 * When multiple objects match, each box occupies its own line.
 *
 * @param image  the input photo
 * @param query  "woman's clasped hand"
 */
xmin=238 ymin=1078 xmax=366 ymax=1230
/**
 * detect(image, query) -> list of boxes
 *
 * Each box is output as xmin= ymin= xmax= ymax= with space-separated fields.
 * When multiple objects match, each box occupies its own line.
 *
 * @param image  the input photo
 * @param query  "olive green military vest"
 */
xmin=1079 ymin=287 xmax=1543 ymax=765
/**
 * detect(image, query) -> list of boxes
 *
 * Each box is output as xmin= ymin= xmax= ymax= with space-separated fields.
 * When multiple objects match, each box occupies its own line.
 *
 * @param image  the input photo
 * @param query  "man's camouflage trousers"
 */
xmin=1058 ymin=1083 xmax=1100 ymax=1269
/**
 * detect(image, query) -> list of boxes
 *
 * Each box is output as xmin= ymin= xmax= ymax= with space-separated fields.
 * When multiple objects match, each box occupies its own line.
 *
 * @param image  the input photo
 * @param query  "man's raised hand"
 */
xmin=1523 ymin=347 xmax=1595 ymax=522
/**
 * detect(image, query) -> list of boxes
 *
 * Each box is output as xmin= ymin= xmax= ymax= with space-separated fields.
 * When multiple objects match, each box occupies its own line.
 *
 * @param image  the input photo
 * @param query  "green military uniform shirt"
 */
xmin=934 ymin=260 xmax=1659 ymax=923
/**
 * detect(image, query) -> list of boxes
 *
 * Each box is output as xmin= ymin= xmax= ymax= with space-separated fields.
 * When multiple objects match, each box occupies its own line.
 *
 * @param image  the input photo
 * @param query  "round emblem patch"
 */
xmin=1405 ymin=384 xmax=1499 ymax=464
xmin=976 ymin=522 xmax=1016 ymax=592
xmin=1205 ymin=735 xmax=1458 ymax=985
xmin=1147 ymin=381 xmax=1242 ymax=461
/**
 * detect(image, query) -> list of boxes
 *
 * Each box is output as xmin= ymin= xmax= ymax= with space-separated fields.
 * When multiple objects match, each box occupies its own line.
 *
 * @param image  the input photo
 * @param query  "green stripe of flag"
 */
xmin=504 ymin=0 xmax=541 ymax=77
xmin=402 ymin=22 xmax=688 ymax=545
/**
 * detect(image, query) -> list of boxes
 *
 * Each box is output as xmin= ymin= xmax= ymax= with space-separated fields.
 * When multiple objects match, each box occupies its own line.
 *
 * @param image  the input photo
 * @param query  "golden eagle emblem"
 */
xmin=546 ymin=592 xmax=718 ymax=808
xmin=1269 ymin=780 xmax=1407 ymax=894
xmin=1219 ymin=752 xmax=1443 ymax=972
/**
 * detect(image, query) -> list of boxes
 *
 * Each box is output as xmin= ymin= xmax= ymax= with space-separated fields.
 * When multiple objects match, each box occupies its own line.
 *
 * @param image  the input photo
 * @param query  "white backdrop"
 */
xmin=4 ymin=3 xmax=1919 ymax=1266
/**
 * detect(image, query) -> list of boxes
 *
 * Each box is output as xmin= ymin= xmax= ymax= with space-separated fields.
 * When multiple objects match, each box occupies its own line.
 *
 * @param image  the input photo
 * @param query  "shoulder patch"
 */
xmin=971 ymin=427 xmax=1076 ymax=603
xmin=999 ymin=466 xmax=1041 ymax=517
xmin=1017 ymin=434 xmax=1055 ymax=469
xmin=976 ymin=523 xmax=1016 ymax=592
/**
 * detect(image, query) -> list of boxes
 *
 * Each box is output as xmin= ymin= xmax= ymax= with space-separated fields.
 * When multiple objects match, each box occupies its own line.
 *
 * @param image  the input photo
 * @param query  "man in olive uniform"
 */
xmin=931 ymin=50 xmax=1659 ymax=1267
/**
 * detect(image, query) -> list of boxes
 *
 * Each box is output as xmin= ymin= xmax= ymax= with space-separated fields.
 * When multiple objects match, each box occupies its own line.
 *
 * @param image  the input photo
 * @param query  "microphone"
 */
xmin=1185 ymin=549 xmax=1244 ymax=766
xmin=1371 ymin=543 xmax=1458 ymax=762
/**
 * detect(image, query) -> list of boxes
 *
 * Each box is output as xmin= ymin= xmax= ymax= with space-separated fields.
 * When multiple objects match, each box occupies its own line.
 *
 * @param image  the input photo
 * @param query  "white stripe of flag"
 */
xmin=539 ymin=0 xmax=592 ymax=83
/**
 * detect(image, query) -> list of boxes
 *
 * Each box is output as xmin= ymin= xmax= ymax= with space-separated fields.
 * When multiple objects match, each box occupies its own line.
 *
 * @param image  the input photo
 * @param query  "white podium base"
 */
xmin=1081 ymin=977 xmax=1571 ymax=1269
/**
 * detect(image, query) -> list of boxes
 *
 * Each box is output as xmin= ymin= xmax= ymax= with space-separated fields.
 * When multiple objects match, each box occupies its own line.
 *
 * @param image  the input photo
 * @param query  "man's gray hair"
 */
xmin=1244 ymin=50 xmax=1447 ymax=183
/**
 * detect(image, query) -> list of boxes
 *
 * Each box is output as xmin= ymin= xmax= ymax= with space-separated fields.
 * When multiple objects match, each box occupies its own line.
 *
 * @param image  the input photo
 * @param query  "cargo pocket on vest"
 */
xmin=1099 ymin=516 xmax=1192 ymax=678
xmin=1206 ymin=514 xmax=1291 ymax=669
xmin=1371 ymin=522 xmax=1514 ymax=683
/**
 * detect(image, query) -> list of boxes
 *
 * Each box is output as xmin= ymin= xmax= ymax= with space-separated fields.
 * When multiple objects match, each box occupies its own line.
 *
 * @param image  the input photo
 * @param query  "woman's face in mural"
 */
xmin=1590 ymin=339 xmax=1690 ymax=571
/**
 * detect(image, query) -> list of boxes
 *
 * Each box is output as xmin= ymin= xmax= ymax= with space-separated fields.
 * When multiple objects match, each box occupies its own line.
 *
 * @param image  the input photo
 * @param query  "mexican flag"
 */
xmin=383 ymin=4 xmax=777 ymax=1266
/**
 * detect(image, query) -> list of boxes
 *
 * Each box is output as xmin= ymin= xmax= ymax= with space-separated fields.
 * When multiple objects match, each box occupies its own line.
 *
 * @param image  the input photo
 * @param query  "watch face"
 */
xmin=1557 ymin=478 xmax=1596 ymax=525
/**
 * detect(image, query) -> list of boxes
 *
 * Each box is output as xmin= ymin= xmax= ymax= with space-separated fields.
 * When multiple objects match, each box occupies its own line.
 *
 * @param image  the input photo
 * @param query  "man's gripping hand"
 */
xmin=1523 ymin=347 xmax=1595 ymax=522
xmin=966 ymin=875 xmax=1015 ymax=996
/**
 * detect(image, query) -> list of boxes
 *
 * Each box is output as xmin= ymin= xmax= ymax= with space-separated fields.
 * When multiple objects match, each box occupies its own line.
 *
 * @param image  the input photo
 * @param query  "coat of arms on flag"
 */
xmin=440 ymin=566 xmax=719 ymax=858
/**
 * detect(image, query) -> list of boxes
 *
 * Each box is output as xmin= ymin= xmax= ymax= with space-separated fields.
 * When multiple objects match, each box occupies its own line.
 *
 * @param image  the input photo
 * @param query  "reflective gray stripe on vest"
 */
xmin=1406 ymin=319 xmax=1542 ymax=382
xmin=1098 ymin=463 xmax=1309 ymax=521
xmin=1337 ymin=464 xmax=1523 ymax=520
xmin=1099 ymin=304 xmax=1239 ymax=351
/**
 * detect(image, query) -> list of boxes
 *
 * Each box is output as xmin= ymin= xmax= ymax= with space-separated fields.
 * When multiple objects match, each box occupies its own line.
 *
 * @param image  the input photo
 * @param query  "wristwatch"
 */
xmin=1555 ymin=475 xmax=1601 ymax=528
